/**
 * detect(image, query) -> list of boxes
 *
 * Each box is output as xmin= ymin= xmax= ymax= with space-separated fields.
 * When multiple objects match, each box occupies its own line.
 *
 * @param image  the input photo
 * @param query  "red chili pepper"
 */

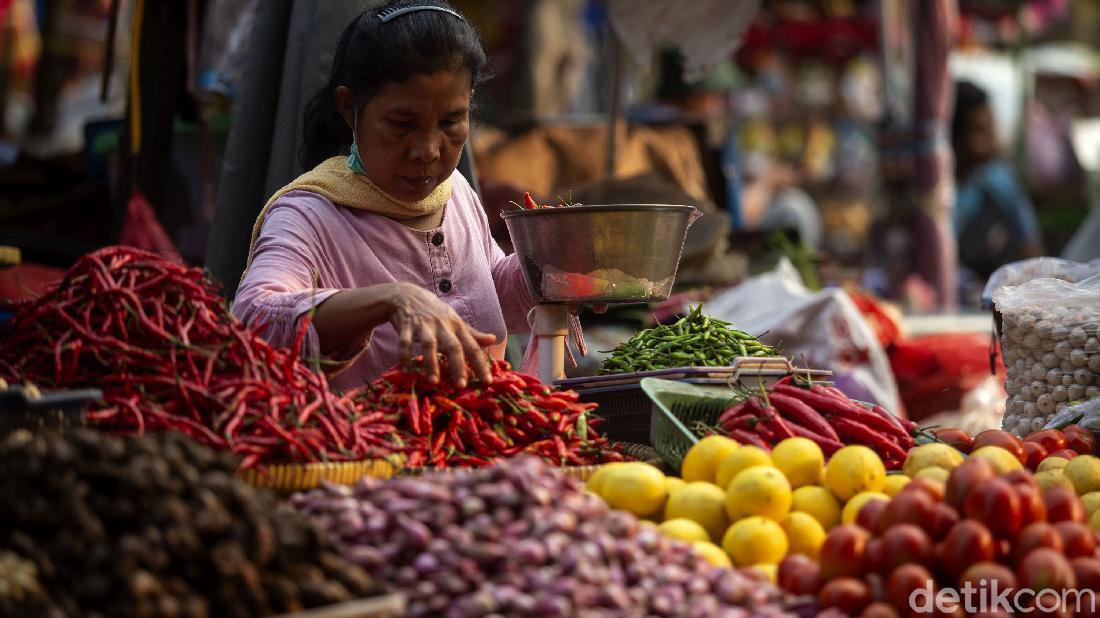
xmin=523 ymin=192 xmax=539 ymax=210
xmin=766 ymin=392 xmax=841 ymax=442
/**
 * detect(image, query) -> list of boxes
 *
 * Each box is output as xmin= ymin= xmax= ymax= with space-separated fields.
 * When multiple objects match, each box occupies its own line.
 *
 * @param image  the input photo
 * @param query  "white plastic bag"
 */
xmin=921 ymin=376 xmax=1007 ymax=436
xmin=703 ymin=259 xmax=902 ymax=414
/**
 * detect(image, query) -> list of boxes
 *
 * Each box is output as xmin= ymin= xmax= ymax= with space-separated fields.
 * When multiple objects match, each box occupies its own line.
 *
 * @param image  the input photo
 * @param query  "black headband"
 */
xmin=377 ymin=5 xmax=465 ymax=23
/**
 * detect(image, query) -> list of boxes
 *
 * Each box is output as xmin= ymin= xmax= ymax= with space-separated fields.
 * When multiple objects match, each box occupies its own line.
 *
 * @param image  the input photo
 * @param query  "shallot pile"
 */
xmin=293 ymin=457 xmax=796 ymax=618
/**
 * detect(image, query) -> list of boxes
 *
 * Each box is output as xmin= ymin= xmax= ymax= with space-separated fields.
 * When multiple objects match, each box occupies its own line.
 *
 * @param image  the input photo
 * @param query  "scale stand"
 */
xmin=532 ymin=304 xmax=570 ymax=385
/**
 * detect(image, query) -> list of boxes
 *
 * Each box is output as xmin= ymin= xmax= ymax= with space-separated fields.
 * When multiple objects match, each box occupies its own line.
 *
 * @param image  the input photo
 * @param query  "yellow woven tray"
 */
xmin=237 ymin=457 xmax=401 ymax=493
xmin=398 ymin=443 xmax=664 ymax=483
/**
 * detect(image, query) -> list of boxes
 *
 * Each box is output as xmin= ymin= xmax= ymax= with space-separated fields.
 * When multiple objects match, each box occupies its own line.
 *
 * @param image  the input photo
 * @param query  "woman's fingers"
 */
xmin=436 ymin=329 xmax=468 ymax=387
xmin=472 ymin=330 xmax=498 ymax=346
xmin=457 ymin=328 xmax=493 ymax=384
xmin=397 ymin=319 xmax=414 ymax=368
xmin=420 ymin=329 xmax=440 ymax=383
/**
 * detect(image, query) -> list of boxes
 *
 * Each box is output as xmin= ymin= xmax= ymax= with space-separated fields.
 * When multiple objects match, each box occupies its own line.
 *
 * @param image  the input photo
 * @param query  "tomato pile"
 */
xmin=779 ymin=455 xmax=1100 ymax=615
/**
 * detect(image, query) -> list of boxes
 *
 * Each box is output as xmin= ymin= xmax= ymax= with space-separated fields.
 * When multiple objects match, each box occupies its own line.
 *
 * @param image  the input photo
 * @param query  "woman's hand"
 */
xmin=387 ymin=283 xmax=497 ymax=387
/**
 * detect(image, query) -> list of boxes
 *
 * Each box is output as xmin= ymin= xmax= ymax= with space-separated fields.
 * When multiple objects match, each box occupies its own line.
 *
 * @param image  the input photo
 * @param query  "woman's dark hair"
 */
xmin=299 ymin=0 xmax=489 ymax=170
xmin=951 ymin=80 xmax=989 ymax=151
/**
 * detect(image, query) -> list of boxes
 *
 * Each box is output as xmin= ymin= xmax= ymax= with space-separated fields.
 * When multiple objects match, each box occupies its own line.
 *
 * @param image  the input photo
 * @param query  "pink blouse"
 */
xmin=233 ymin=171 xmax=534 ymax=391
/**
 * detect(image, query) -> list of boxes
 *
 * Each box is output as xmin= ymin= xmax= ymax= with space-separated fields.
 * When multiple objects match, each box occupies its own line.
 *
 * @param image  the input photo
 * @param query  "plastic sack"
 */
xmin=1043 ymin=397 xmax=1100 ymax=431
xmin=994 ymin=276 xmax=1100 ymax=437
xmin=704 ymin=258 xmax=902 ymax=415
xmin=981 ymin=257 xmax=1100 ymax=309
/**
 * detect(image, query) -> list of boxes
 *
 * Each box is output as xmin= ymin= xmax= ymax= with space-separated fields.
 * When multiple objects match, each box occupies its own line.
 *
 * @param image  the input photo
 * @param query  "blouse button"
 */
xmin=431 ymin=232 xmax=444 ymax=246
xmin=439 ymin=279 xmax=452 ymax=293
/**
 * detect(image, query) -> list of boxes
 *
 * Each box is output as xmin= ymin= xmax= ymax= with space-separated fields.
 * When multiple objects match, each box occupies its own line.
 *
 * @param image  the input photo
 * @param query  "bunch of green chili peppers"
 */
xmin=597 ymin=304 xmax=777 ymax=374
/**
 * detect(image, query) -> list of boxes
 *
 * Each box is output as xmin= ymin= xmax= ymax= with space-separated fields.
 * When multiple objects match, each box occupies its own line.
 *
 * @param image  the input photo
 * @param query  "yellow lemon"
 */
xmin=1038 ymin=457 xmax=1071 ymax=473
xmin=715 ymin=445 xmax=774 ymax=490
xmin=682 ymin=435 xmax=741 ymax=484
xmin=722 ymin=517 xmax=788 ymax=567
xmin=914 ymin=466 xmax=951 ymax=485
xmin=665 ymin=477 xmax=686 ymax=495
xmin=842 ymin=491 xmax=891 ymax=525
xmin=1082 ymin=492 xmax=1100 ymax=519
xmin=692 ymin=541 xmax=733 ymax=568
xmin=791 ymin=485 xmax=842 ymax=530
xmin=882 ymin=475 xmax=911 ymax=497
xmin=585 ymin=461 xmax=630 ymax=497
xmin=664 ymin=481 xmax=731 ymax=542
xmin=1035 ymin=470 xmax=1075 ymax=492
xmin=771 ymin=437 xmax=825 ymax=488
xmin=749 ymin=563 xmax=778 ymax=584
xmin=782 ymin=511 xmax=827 ymax=560
xmin=969 ymin=447 xmax=1024 ymax=475
xmin=1064 ymin=455 xmax=1100 ymax=496
xmin=825 ymin=445 xmax=887 ymax=502
xmin=658 ymin=518 xmax=711 ymax=543
xmin=903 ymin=443 xmax=965 ymax=479
xmin=725 ymin=466 xmax=793 ymax=522
xmin=601 ymin=462 xmax=668 ymax=517
xmin=1090 ymin=509 xmax=1100 ymax=533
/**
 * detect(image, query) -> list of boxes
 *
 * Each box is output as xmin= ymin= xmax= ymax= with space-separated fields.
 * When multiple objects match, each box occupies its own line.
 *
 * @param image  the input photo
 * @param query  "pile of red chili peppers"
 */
xmin=0 ymin=246 xmax=397 ymax=469
xmin=717 ymin=376 xmax=918 ymax=470
xmin=354 ymin=359 xmax=625 ymax=468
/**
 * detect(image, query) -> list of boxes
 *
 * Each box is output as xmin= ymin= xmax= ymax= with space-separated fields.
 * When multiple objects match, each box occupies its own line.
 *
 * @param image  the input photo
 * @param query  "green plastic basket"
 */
xmin=642 ymin=378 xmax=743 ymax=473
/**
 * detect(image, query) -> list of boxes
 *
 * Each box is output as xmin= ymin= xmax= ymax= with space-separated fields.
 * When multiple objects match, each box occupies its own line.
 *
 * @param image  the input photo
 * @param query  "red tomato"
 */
xmin=1004 ymin=468 xmax=1040 ymax=490
xmin=903 ymin=477 xmax=946 ymax=503
xmin=939 ymin=520 xmax=996 ymax=581
xmin=1016 ymin=548 xmax=1077 ymax=592
xmin=928 ymin=503 xmax=960 ymax=541
xmin=934 ymin=428 xmax=974 ymax=454
xmin=880 ymin=524 xmax=934 ymax=573
xmin=820 ymin=525 xmax=871 ymax=580
xmin=778 ymin=554 xmax=822 ymax=596
xmin=818 ymin=578 xmax=872 ymax=615
xmin=1055 ymin=521 xmax=1097 ymax=559
xmin=887 ymin=564 xmax=935 ymax=614
xmin=1045 ymin=487 xmax=1088 ymax=523
xmin=959 ymin=562 xmax=1017 ymax=594
xmin=882 ymin=488 xmax=938 ymax=533
xmin=1048 ymin=448 xmax=1080 ymax=460
xmin=1024 ymin=441 xmax=1049 ymax=470
xmin=1064 ymin=425 xmax=1098 ymax=456
xmin=1025 ymin=429 xmax=1068 ymax=455
xmin=964 ymin=477 xmax=1023 ymax=538
xmin=1013 ymin=522 xmax=1065 ymax=565
xmin=946 ymin=458 xmax=997 ymax=510
xmin=1072 ymin=557 xmax=1100 ymax=591
xmin=1014 ymin=483 xmax=1048 ymax=528
xmin=972 ymin=430 xmax=1028 ymax=466
xmin=856 ymin=499 xmax=889 ymax=535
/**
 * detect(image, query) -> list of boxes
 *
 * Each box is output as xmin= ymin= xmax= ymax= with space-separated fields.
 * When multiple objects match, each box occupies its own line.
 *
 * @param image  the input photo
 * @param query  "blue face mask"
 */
xmin=346 ymin=109 xmax=367 ymax=175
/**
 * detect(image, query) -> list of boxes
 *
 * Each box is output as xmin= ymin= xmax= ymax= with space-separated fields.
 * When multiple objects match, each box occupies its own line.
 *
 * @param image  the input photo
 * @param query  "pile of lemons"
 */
xmin=586 ymin=435 xmax=903 ymax=581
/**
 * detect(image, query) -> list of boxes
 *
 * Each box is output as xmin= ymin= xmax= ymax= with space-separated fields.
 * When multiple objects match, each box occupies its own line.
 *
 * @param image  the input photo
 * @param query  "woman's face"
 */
xmin=962 ymin=102 xmax=999 ymax=165
xmin=337 ymin=71 xmax=471 ymax=202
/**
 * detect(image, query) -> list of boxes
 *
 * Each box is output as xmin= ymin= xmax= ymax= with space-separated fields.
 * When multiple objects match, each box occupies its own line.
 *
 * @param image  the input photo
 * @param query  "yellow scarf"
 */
xmin=242 ymin=156 xmax=452 ymax=281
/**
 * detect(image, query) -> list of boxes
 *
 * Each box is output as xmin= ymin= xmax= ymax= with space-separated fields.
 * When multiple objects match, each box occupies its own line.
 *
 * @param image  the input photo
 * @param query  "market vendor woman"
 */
xmin=234 ymin=0 xmax=532 ymax=391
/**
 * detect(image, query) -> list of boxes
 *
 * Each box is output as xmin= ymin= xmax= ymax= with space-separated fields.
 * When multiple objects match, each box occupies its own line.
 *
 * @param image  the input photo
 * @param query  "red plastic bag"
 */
xmin=119 ymin=191 xmax=183 ymax=264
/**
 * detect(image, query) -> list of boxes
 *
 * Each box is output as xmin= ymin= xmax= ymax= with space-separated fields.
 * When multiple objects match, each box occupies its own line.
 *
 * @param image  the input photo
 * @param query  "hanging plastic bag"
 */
xmin=704 ymin=258 xmax=903 ymax=414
